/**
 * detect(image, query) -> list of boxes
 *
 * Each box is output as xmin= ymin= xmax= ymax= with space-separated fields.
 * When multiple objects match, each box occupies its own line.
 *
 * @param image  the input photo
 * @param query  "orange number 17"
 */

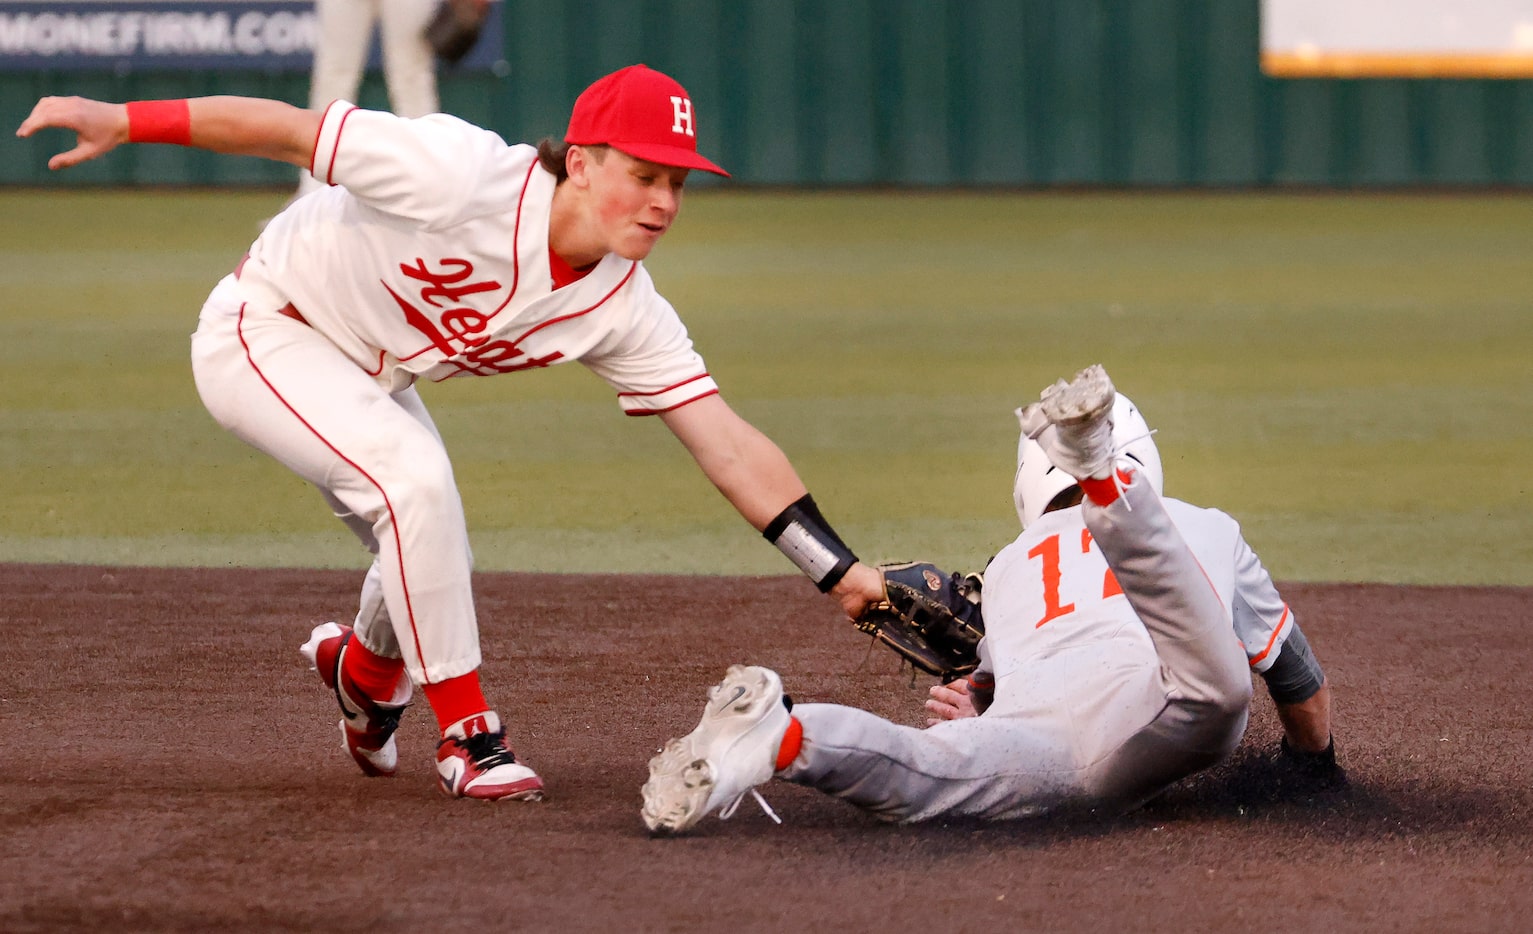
xmin=1027 ymin=530 xmax=1122 ymax=628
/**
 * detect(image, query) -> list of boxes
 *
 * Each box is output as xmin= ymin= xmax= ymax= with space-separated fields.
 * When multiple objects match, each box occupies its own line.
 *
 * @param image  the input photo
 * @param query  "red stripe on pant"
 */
xmin=234 ymin=303 xmax=431 ymax=680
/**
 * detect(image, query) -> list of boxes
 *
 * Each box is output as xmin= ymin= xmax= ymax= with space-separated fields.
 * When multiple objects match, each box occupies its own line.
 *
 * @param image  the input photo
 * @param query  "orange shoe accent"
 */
xmin=774 ymin=716 xmax=803 ymax=771
xmin=422 ymin=672 xmax=490 ymax=735
xmin=1079 ymin=467 xmax=1135 ymax=506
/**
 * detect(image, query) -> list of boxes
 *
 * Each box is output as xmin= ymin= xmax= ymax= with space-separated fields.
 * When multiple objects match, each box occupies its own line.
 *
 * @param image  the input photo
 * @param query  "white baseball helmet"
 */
xmin=1012 ymin=391 xmax=1164 ymax=529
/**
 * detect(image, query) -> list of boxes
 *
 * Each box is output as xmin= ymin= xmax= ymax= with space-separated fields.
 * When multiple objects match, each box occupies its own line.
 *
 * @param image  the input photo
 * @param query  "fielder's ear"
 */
xmin=564 ymin=144 xmax=591 ymax=187
xmin=564 ymin=143 xmax=610 ymax=188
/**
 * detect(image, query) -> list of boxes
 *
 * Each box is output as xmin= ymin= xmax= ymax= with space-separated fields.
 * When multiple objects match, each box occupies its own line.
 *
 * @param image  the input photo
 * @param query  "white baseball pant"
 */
xmin=190 ymin=274 xmax=480 ymax=685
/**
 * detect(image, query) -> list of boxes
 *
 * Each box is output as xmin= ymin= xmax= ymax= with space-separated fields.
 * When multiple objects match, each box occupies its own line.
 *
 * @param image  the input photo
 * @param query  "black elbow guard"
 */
xmin=1260 ymin=623 xmax=1326 ymax=705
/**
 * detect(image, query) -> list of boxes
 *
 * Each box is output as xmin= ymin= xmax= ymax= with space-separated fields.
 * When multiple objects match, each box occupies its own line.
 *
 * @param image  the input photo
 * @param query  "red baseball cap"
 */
xmin=564 ymin=64 xmax=729 ymax=177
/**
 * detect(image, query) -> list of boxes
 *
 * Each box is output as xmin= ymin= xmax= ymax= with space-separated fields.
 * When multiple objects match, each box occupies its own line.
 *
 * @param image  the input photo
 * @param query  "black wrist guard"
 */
xmin=764 ymin=494 xmax=858 ymax=592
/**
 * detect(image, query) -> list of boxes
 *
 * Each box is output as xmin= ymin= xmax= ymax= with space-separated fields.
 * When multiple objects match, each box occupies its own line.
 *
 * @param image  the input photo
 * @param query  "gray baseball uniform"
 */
xmin=780 ymin=472 xmax=1294 ymax=822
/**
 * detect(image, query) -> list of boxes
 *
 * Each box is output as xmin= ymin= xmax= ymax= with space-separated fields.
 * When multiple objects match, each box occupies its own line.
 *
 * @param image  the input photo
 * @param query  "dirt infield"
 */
xmin=2 ymin=563 xmax=1531 ymax=933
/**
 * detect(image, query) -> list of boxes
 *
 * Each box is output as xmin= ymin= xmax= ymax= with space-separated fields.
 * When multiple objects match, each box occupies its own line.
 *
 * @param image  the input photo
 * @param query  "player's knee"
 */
xmin=1185 ymin=674 xmax=1253 ymax=730
xmin=333 ymin=505 xmax=381 ymax=552
xmin=375 ymin=447 xmax=457 ymax=515
xmin=1214 ymin=681 xmax=1252 ymax=731
xmin=1212 ymin=676 xmax=1254 ymax=725
xmin=1181 ymin=698 xmax=1250 ymax=758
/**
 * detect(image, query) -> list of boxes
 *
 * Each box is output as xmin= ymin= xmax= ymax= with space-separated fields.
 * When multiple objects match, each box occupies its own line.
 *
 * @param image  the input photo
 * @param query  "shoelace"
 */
xmin=460 ymin=730 xmax=519 ymax=769
xmin=717 ymin=787 xmax=782 ymax=825
xmin=1105 ymin=427 xmax=1158 ymax=511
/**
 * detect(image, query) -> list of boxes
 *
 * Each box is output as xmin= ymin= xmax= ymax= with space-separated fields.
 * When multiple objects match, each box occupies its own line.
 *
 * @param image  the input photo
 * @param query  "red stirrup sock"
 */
xmin=1079 ymin=468 xmax=1136 ymax=507
xmin=422 ymin=672 xmax=491 ymax=735
xmin=774 ymin=716 xmax=804 ymax=771
xmin=340 ymin=635 xmax=406 ymax=701
xmin=125 ymin=100 xmax=192 ymax=145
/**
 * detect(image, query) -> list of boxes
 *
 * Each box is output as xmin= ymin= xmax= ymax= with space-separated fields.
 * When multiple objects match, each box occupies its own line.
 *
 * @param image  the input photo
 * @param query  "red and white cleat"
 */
xmin=300 ymin=621 xmax=411 ymax=778
xmin=435 ymin=712 xmax=545 ymax=801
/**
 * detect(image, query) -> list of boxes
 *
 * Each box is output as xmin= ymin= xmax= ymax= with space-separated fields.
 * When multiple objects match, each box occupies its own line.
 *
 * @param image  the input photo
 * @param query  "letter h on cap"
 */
xmin=670 ymin=96 xmax=695 ymax=137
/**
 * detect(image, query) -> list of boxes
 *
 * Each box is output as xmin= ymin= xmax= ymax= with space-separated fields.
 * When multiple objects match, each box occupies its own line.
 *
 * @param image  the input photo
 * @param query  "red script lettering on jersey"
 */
xmin=399 ymin=258 xmax=501 ymax=308
xmin=385 ymin=258 xmax=565 ymax=377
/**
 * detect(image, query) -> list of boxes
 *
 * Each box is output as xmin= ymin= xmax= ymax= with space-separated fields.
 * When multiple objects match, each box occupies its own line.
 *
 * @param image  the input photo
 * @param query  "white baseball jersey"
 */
xmin=784 ymin=480 xmax=1275 ymax=821
xmin=239 ymin=101 xmax=718 ymax=412
xmin=979 ymin=496 xmax=1295 ymax=694
xmin=192 ymin=102 xmax=720 ymax=685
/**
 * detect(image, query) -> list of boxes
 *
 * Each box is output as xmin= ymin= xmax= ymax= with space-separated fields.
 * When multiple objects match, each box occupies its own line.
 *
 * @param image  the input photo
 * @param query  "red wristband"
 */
xmin=126 ymin=99 xmax=192 ymax=145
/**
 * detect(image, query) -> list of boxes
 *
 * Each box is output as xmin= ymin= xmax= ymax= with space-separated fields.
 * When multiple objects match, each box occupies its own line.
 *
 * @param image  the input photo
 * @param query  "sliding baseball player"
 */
xmin=642 ymin=365 xmax=1339 ymax=832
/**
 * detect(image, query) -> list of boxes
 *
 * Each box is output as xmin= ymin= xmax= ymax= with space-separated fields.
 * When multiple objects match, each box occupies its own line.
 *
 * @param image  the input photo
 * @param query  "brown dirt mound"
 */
xmin=2 ymin=564 xmax=1531 ymax=932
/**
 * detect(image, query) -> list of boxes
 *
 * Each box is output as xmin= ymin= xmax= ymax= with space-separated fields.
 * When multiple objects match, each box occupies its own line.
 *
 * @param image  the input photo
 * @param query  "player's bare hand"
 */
xmin=16 ymin=96 xmax=129 ymax=170
xmin=925 ymin=678 xmax=977 ymax=725
xmin=830 ymin=561 xmax=885 ymax=620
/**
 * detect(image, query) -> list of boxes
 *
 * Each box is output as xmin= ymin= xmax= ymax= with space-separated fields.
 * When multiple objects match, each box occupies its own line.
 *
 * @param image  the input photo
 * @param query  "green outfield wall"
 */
xmin=6 ymin=0 xmax=1533 ymax=188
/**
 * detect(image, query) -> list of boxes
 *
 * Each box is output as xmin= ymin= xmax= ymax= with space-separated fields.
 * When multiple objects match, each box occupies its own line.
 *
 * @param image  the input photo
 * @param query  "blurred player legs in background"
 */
xmin=297 ymin=0 xmax=441 ymax=196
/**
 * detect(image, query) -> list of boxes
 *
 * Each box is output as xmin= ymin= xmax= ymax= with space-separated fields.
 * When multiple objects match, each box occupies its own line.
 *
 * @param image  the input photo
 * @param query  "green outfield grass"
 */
xmin=1 ymin=188 xmax=1529 ymax=584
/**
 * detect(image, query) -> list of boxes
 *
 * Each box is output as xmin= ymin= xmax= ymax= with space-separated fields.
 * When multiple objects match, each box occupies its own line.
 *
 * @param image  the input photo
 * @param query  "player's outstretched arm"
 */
xmin=827 ymin=563 xmax=884 ymax=620
xmin=16 ymin=96 xmax=128 ymax=170
xmin=1275 ymin=679 xmax=1332 ymax=753
xmin=1273 ymin=679 xmax=1344 ymax=787
xmin=18 ymin=95 xmax=322 ymax=171
xmin=660 ymin=395 xmax=883 ymax=618
xmin=660 ymin=395 xmax=805 ymax=528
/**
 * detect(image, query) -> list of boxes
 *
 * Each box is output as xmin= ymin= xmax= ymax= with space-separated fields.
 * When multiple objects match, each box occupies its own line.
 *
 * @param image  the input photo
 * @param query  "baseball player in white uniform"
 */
xmin=642 ymin=365 xmax=1339 ymax=833
xmin=19 ymin=64 xmax=885 ymax=801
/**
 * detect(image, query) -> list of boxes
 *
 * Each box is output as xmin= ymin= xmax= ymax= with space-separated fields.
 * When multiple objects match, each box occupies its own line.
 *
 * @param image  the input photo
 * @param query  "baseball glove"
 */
xmin=425 ymin=0 xmax=489 ymax=65
xmin=854 ymin=561 xmax=985 ymax=682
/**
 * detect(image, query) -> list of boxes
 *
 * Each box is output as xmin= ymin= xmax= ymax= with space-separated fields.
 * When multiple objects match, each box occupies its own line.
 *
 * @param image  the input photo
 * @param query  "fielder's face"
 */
xmin=578 ymin=146 xmax=689 ymax=261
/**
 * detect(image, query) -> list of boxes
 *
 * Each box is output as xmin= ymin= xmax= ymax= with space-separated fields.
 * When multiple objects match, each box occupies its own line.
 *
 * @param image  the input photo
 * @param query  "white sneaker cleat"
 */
xmin=300 ymin=621 xmax=411 ymax=777
xmin=641 ymin=665 xmax=791 ymax=836
xmin=1030 ymin=364 xmax=1118 ymax=482
xmin=435 ymin=711 xmax=545 ymax=802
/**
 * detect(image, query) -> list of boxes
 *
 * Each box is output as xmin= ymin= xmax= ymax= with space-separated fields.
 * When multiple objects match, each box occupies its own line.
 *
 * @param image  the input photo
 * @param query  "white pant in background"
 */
xmin=299 ymin=0 xmax=440 ymax=195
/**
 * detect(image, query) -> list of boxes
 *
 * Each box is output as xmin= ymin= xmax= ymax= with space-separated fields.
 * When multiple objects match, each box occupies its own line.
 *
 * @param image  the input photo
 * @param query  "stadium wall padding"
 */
xmin=6 ymin=0 xmax=1532 ymax=187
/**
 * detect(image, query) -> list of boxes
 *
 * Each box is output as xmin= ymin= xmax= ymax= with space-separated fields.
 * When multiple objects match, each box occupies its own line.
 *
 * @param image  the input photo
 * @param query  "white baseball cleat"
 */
xmin=641 ymin=665 xmax=791 ymax=835
xmin=1019 ymin=364 xmax=1118 ymax=482
xmin=435 ymin=711 xmax=545 ymax=802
